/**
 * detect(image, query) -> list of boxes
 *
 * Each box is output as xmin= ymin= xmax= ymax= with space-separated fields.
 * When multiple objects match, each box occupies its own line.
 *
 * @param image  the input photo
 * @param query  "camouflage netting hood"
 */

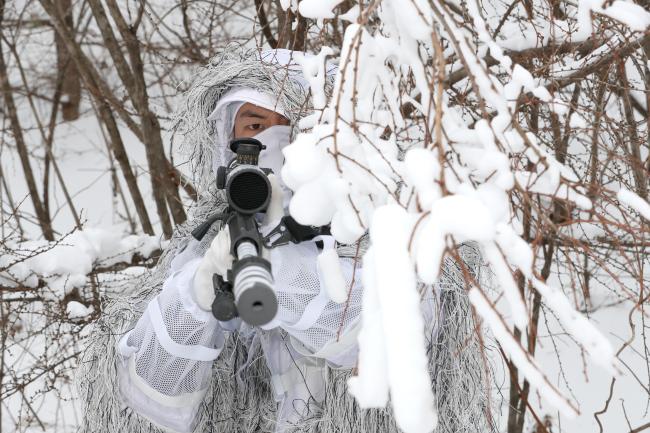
xmin=172 ymin=47 xmax=316 ymax=198
xmin=76 ymin=46 xmax=496 ymax=433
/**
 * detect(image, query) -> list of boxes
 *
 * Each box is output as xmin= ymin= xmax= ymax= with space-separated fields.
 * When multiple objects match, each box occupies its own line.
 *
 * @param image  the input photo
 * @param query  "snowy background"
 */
xmin=2 ymin=1 xmax=650 ymax=433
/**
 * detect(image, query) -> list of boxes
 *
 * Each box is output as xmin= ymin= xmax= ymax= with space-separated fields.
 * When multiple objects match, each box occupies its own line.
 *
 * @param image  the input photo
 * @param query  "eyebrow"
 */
xmin=238 ymin=110 xmax=267 ymax=119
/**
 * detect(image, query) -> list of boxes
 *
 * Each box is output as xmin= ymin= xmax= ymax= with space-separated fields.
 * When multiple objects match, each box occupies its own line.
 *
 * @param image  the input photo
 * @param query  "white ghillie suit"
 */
xmin=77 ymin=46 xmax=495 ymax=433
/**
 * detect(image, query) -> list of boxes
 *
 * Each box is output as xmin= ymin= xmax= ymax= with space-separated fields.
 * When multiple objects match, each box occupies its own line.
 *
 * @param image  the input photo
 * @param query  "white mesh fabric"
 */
xmin=117 ymin=360 xmax=200 ymax=433
xmin=269 ymin=241 xmax=362 ymax=354
xmin=120 ymin=259 xmax=224 ymax=401
xmin=117 ymin=237 xmax=363 ymax=430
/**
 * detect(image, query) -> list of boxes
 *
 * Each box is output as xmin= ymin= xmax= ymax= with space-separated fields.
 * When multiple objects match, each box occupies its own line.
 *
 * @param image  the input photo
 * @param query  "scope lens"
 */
xmin=228 ymin=169 xmax=270 ymax=214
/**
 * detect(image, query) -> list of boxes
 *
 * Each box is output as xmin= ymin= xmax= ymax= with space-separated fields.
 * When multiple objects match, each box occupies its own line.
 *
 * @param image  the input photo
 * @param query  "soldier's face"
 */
xmin=233 ymin=103 xmax=289 ymax=138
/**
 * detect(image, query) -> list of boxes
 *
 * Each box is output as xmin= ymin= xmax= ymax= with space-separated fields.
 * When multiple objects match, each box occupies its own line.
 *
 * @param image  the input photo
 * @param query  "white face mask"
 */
xmin=253 ymin=125 xmax=291 ymax=183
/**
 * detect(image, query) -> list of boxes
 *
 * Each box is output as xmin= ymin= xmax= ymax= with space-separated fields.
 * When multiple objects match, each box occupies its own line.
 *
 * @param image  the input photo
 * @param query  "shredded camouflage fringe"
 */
xmin=76 ymin=45 xmax=496 ymax=433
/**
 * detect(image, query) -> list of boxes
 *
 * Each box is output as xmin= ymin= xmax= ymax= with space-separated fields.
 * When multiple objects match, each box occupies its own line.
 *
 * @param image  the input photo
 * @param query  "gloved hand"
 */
xmin=192 ymin=227 xmax=233 ymax=311
xmin=192 ymin=173 xmax=286 ymax=312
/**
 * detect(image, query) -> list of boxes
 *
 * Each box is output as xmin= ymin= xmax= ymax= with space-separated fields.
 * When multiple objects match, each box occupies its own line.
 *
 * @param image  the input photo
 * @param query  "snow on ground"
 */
xmin=2 ymin=106 xmax=179 ymax=433
xmin=534 ymin=296 xmax=649 ymax=432
xmin=5 ymin=109 xmax=170 ymax=234
xmin=483 ymin=288 xmax=649 ymax=433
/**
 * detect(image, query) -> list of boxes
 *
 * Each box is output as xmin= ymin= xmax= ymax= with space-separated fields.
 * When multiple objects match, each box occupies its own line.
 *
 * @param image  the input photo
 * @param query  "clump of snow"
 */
xmin=599 ymin=1 xmax=650 ymax=31
xmin=317 ymin=247 xmax=348 ymax=303
xmin=279 ymin=0 xmax=293 ymax=11
xmin=349 ymin=205 xmax=437 ymax=433
xmin=1 ymin=227 xmax=160 ymax=297
xmin=577 ymin=0 xmax=650 ymax=37
xmin=402 ymin=148 xmax=441 ymax=209
xmin=531 ymin=279 xmax=620 ymax=375
xmin=468 ymin=287 xmax=580 ymax=417
xmin=297 ymin=47 xmax=335 ymax=110
xmin=298 ymin=0 xmax=345 ymax=19
xmin=66 ymin=301 xmax=94 ymax=319
xmin=617 ymin=188 xmax=650 ymax=220
xmin=348 ymin=248 xmax=390 ymax=407
xmin=339 ymin=5 xmax=359 ymax=22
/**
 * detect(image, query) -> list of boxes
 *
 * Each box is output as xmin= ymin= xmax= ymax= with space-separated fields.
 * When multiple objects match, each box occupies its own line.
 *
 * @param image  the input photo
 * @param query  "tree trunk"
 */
xmin=103 ymin=0 xmax=186 ymax=226
xmin=40 ymin=0 xmax=184 ymax=238
xmin=54 ymin=0 xmax=80 ymax=121
xmin=95 ymin=100 xmax=155 ymax=236
xmin=0 ymin=10 xmax=54 ymax=240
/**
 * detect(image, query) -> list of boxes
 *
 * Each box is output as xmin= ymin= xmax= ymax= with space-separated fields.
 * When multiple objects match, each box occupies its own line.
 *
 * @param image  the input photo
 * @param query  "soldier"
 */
xmin=77 ymin=47 xmax=491 ymax=433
